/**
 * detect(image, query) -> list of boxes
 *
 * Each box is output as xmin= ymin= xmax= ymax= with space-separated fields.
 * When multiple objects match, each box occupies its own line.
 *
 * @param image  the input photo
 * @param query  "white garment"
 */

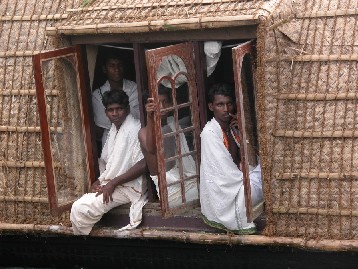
xmin=150 ymin=119 xmax=198 ymax=208
xmin=204 ymin=41 xmax=222 ymax=77
xmin=155 ymin=42 xmax=222 ymax=88
xmin=70 ymin=115 xmax=147 ymax=235
xmin=92 ymin=79 xmax=140 ymax=146
xmin=150 ymin=169 xmax=198 ymax=208
xmin=200 ymin=118 xmax=263 ymax=231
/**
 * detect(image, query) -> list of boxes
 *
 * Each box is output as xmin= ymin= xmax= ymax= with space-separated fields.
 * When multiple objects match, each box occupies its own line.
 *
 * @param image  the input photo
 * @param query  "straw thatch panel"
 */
xmin=0 ymin=0 xmax=81 ymax=226
xmin=256 ymin=0 xmax=358 ymax=240
xmin=49 ymin=0 xmax=277 ymax=35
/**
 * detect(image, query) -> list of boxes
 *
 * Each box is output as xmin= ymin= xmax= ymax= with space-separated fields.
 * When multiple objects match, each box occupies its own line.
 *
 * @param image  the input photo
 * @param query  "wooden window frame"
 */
xmin=145 ymin=42 xmax=201 ymax=217
xmin=33 ymin=45 xmax=96 ymax=216
xmin=232 ymin=40 xmax=263 ymax=222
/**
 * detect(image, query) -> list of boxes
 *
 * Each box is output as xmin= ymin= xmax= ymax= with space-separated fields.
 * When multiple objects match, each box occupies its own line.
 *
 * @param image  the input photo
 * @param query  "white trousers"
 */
xmin=70 ymin=187 xmax=139 ymax=235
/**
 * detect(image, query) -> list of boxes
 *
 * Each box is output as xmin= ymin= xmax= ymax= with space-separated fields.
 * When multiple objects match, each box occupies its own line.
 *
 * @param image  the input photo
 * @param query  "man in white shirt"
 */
xmin=200 ymin=83 xmax=263 ymax=234
xmin=71 ymin=90 xmax=147 ymax=235
xmin=92 ymin=54 xmax=140 ymax=148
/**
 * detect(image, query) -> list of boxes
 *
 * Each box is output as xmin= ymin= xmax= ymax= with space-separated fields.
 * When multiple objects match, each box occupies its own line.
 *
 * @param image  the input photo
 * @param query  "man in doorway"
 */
xmin=138 ymin=86 xmax=198 ymax=207
xmin=71 ymin=90 xmax=147 ymax=235
xmin=92 ymin=53 xmax=140 ymax=149
xmin=200 ymin=83 xmax=263 ymax=234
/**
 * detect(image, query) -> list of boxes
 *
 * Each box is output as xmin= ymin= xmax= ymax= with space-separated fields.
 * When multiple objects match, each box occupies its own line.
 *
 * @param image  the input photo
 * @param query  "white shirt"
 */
xmin=92 ymin=79 xmax=140 ymax=130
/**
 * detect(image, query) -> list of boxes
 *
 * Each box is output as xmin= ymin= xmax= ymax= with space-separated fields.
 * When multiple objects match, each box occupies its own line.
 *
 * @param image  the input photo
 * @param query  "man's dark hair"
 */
xmin=158 ymin=84 xmax=172 ymax=103
xmin=102 ymin=90 xmax=129 ymax=109
xmin=208 ymin=83 xmax=235 ymax=103
xmin=102 ymin=53 xmax=123 ymax=66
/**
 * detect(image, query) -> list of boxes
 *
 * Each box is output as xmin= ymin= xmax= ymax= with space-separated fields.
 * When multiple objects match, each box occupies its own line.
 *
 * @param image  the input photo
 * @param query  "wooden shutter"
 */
xmin=33 ymin=46 xmax=95 ymax=215
xmin=145 ymin=42 xmax=201 ymax=217
xmin=232 ymin=40 xmax=264 ymax=222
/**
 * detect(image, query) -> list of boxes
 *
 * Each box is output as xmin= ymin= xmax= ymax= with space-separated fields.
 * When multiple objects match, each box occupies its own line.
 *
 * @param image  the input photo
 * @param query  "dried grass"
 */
xmin=258 ymin=0 xmax=358 ymax=239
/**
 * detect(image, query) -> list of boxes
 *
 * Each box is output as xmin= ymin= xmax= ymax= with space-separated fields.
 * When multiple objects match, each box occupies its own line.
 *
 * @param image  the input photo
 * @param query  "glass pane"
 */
xmin=180 ymin=130 xmax=196 ymax=162
xmin=178 ymin=106 xmax=192 ymax=130
xmin=163 ymin=130 xmax=198 ymax=209
xmin=157 ymin=79 xmax=175 ymax=128
xmin=175 ymin=74 xmax=189 ymax=105
xmin=41 ymin=55 xmax=87 ymax=206
xmin=183 ymin=177 xmax=199 ymax=204
xmin=156 ymin=55 xmax=187 ymax=88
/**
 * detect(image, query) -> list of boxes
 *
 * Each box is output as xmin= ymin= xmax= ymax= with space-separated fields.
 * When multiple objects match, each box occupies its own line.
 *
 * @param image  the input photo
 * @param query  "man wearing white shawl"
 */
xmin=92 ymin=54 xmax=140 ymax=149
xmin=200 ymin=83 xmax=263 ymax=234
xmin=139 ymin=86 xmax=198 ymax=207
xmin=71 ymin=90 xmax=147 ymax=235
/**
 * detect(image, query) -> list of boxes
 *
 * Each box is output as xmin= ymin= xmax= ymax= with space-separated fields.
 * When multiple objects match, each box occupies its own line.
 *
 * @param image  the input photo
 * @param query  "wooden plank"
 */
xmin=297 ymin=9 xmax=358 ymax=19
xmin=69 ymin=25 xmax=257 ymax=44
xmin=273 ymin=207 xmax=358 ymax=217
xmin=33 ymin=50 xmax=58 ymax=216
xmin=193 ymin=41 xmax=208 ymax=130
xmin=0 ymin=51 xmax=43 ymax=57
xmin=47 ymin=16 xmax=258 ymax=35
xmin=0 ymin=126 xmax=63 ymax=133
xmin=275 ymin=172 xmax=358 ymax=180
xmin=277 ymin=92 xmax=358 ymax=101
xmin=0 ymin=89 xmax=59 ymax=96
xmin=273 ymin=130 xmax=358 ymax=138
xmin=0 ymin=161 xmax=59 ymax=168
xmin=266 ymin=54 xmax=358 ymax=62
xmin=2 ymin=223 xmax=358 ymax=252
xmin=0 ymin=196 xmax=48 ymax=203
xmin=67 ymin=0 xmax=258 ymax=12
xmin=0 ymin=14 xmax=68 ymax=21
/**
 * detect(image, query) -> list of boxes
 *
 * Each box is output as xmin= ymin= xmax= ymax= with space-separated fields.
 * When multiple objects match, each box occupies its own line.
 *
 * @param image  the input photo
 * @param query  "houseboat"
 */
xmin=1 ymin=0 xmax=358 ymax=267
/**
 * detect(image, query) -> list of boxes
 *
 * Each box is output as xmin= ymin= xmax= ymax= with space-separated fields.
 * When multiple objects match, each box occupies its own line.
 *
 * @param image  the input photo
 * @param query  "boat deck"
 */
xmin=96 ymin=202 xmax=267 ymax=234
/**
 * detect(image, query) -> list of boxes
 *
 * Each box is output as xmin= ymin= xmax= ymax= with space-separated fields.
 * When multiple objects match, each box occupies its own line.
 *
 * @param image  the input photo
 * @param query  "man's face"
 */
xmin=105 ymin=103 xmax=129 ymax=128
xmin=103 ymin=58 xmax=124 ymax=84
xmin=159 ymin=93 xmax=172 ymax=119
xmin=208 ymin=94 xmax=234 ymax=124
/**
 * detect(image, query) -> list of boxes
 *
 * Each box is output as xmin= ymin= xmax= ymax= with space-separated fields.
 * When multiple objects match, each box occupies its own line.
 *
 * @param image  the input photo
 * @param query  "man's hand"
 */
xmin=229 ymin=113 xmax=239 ymax=130
xmin=145 ymin=98 xmax=155 ymax=115
xmin=90 ymin=179 xmax=102 ymax=193
xmin=95 ymin=181 xmax=115 ymax=204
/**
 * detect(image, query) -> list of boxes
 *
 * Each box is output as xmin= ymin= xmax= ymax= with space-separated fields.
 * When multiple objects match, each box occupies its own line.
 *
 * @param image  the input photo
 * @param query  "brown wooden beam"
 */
xmin=69 ymin=26 xmax=257 ymax=45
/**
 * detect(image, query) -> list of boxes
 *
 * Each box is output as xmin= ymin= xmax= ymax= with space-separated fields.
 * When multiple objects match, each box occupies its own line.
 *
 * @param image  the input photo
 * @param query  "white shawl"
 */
xmin=99 ymin=114 xmax=144 ymax=191
xmin=99 ymin=115 xmax=147 ymax=230
xmin=200 ymin=118 xmax=262 ymax=230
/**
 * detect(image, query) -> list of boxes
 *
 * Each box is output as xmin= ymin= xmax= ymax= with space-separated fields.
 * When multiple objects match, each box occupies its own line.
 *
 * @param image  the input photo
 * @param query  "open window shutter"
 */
xmin=33 ymin=46 xmax=95 ymax=216
xmin=145 ymin=42 xmax=201 ymax=217
xmin=232 ymin=40 xmax=264 ymax=222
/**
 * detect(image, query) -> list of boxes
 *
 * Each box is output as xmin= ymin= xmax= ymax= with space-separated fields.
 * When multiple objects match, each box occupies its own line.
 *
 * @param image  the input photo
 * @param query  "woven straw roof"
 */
xmin=49 ymin=0 xmax=279 ymax=35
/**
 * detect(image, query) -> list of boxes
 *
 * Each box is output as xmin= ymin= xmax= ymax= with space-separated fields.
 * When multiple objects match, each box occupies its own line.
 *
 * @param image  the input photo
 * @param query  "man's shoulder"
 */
xmin=123 ymin=79 xmax=137 ymax=90
xmin=202 ymin=118 xmax=216 ymax=133
xmin=92 ymin=81 xmax=109 ymax=98
xmin=125 ymin=116 xmax=141 ymax=132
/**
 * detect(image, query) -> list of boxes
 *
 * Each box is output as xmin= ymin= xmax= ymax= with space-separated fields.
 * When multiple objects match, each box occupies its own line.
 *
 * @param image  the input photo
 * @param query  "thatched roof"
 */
xmin=47 ymin=0 xmax=280 ymax=35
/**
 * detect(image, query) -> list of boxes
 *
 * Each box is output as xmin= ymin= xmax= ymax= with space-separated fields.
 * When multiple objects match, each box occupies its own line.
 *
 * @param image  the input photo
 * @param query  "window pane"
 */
xmin=178 ymin=105 xmax=192 ymax=128
xmin=156 ymin=55 xmax=187 ymax=87
xmin=175 ymin=74 xmax=189 ymax=105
